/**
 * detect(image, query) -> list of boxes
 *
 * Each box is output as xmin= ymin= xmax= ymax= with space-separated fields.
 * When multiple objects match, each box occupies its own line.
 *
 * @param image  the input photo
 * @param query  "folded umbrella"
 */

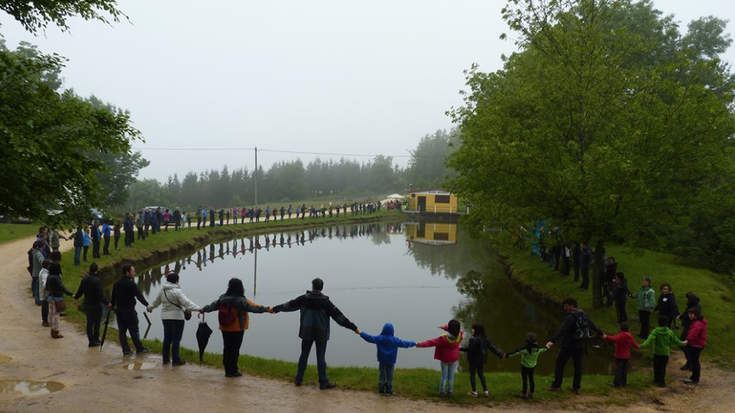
xmin=100 ymin=307 xmax=112 ymax=352
xmin=196 ymin=312 xmax=213 ymax=363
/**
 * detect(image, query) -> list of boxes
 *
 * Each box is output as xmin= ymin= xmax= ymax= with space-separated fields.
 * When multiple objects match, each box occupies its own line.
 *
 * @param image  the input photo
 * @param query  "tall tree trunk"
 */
xmin=592 ymin=239 xmax=605 ymax=308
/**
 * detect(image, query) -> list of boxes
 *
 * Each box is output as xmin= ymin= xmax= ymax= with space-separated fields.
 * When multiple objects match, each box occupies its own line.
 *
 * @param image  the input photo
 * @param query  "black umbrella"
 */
xmin=100 ymin=307 xmax=112 ymax=352
xmin=196 ymin=312 xmax=213 ymax=363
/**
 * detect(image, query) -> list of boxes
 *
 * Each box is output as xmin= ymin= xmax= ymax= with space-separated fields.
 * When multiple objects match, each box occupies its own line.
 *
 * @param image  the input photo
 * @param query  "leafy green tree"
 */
xmin=448 ymin=0 xmax=735 ymax=307
xmin=0 ymin=0 xmax=126 ymax=33
xmin=0 ymin=41 xmax=141 ymax=223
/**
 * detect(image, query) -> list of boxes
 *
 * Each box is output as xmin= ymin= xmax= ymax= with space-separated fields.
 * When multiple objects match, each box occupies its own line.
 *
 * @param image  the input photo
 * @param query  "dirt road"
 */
xmin=0 ymin=236 xmax=731 ymax=412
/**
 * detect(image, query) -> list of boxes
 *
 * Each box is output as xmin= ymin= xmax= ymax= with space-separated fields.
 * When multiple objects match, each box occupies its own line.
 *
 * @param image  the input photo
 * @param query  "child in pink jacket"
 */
xmin=416 ymin=319 xmax=464 ymax=397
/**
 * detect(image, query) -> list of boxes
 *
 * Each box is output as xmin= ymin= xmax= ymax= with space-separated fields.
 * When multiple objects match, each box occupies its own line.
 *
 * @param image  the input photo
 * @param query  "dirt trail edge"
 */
xmin=0 ymin=236 xmax=732 ymax=413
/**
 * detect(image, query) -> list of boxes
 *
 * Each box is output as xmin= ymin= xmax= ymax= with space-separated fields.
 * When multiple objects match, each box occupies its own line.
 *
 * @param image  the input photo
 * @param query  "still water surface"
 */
xmin=108 ymin=222 xmax=613 ymax=374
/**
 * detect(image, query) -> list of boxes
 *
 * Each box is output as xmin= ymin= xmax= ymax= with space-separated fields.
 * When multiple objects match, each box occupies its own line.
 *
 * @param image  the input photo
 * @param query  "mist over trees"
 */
xmin=123 ymin=129 xmax=459 ymax=211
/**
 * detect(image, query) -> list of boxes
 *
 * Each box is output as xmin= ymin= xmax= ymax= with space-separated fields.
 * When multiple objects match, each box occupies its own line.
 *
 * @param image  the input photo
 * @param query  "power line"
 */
xmin=131 ymin=147 xmax=413 ymax=158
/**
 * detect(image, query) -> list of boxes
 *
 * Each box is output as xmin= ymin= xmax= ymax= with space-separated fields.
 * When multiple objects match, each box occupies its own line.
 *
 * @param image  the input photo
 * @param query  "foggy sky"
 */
xmin=1 ymin=0 xmax=734 ymax=182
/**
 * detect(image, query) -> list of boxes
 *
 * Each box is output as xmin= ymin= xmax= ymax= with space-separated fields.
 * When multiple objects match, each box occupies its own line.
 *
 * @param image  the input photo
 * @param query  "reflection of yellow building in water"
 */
xmin=406 ymin=222 xmax=457 ymax=246
xmin=406 ymin=189 xmax=459 ymax=214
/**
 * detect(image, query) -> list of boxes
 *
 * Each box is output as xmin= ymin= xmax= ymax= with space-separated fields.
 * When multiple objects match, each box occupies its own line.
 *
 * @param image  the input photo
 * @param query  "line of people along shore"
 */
xmin=26 ymin=228 xmax=707 ymax=399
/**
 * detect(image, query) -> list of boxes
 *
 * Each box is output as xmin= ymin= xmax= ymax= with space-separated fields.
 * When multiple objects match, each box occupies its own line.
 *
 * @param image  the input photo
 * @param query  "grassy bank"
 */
xmin=505 ymin=245 xmax=735 ymax=369
xmin=48 ymin=214 xmax=662 ymax=405
xmin=0 ymin=223 xmax=40 ymax=244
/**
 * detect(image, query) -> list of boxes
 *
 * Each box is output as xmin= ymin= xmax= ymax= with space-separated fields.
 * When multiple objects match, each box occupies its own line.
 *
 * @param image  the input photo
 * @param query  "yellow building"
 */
xmin=406 ymin=189 xmax=459 ymax=214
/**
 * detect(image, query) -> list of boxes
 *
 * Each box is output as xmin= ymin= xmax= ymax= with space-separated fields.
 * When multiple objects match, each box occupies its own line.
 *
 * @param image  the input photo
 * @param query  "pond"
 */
xmin=106 ymin=221 xmax=614 ymax=374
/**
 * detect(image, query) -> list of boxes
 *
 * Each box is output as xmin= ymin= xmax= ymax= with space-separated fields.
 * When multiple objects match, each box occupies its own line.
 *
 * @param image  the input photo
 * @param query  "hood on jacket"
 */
xmin=381 ymin=323 xmax=394 ymax=336
xmin=163 ymin=282 xmax=181 ymax=291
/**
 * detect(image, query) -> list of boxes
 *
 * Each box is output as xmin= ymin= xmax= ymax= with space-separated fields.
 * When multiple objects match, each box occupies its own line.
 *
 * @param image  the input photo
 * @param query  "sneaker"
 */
xmin=528 ymin=393 xmax=534 ymax=399
xmin=379 ymin=386 xmax=385 ymax=395
xmin=683 ymin=378 xmax=699 ymax=384
xmin=468 ymin=391 xmax=478 ymax=398
xmin=319 ymin=382 xmax=337 ymax=390
xmin=447 ymin=391 xmax=453 ymax=398
xmin=484 ymin=391 xmax=489 ymax=397
xmin=137 ymin=348 xmax=151 ymax=354
xmin=546 ymin=387 xmax=561 ymax=392
xmin=520 ymin=393 xmax=528 ymax=399
xmin=680 ymin=364 xmax=692 ymax=371
xmin=172 ymin=360 xmax=186 ymax=366
xmin=438 ymin=391 xmax=444 ymax=397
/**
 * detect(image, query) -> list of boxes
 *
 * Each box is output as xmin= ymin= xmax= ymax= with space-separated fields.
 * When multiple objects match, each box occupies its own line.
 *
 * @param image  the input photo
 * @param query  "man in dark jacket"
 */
xmin=578 ymin=244 xmax=593 ymax=290
xmin=273 ymin=278 xmax=358 ymax=389
xmin=74 ymin=263 xmax=111 ymax=347
xmin=545 ymin=297 xmax=603 ymax=394
xmin=111 ymin=264 xmax=150 ymax=356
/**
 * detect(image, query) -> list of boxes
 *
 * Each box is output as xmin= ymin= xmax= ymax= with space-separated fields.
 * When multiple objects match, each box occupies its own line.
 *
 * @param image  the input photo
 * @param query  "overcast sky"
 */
xmin=2 ymin=0 xmax=734 ymax=182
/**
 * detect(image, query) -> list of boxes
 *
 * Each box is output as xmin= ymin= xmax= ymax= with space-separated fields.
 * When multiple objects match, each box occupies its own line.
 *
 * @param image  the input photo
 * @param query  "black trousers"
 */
xmin=688 ymin=346 xmax=703 ymax=382
xmin=468 ymin=362 xmax=487 ymax=392
xmin=92 ymin=240 xmax=100 ymax=258
xmin=580 ymin=268 xmax=590 ymax=288
xmin=521 ymin=366 xmax=536 ymax=394
xmin=653 ymin=354 xmax=669 ymax=385
xmin=117 ymin=311 xmax=144 ymax=353
xmin=613 ymin=358 xmax=629 ymax=386
xmin=103 ymin=236 xmax=110 ymax=254
xmin=615 ymin=299 xmax=627 ymax=323
xmin=551 ymin=345 xmax=585 ymax=389
xmin=639 ymin=310 xmax=651 ymax=338
xmin=222 ymin=330 xmax=245 ymax=375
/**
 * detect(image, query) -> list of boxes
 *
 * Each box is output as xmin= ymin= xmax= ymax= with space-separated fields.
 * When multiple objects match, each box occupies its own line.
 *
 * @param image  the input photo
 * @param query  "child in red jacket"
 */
xmin=684 ymin=308 xmax=708 ymax=384
xmin=416 ymin=319 xmax=464 ymax=397
xmin=603 ymin=322 xmax=640 ymax=387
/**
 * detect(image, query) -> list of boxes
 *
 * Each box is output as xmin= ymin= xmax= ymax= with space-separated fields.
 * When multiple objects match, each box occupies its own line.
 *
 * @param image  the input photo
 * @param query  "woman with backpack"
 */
xmin=147 ymin=273 xmax=200 ymax=366
xmin=199 ymin=278 xmax=271 ymax=377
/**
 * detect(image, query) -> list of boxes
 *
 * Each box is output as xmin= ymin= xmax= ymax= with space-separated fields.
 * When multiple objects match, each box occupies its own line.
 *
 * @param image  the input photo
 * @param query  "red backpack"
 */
xmin=218 ymin=302 xmax=237 ymax=327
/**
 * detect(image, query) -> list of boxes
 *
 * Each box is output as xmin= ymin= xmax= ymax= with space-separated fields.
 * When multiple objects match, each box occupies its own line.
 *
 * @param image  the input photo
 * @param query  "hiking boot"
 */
xmin=172 ymin=360 xmax=186 ymax=366
xmin=294 ymin=378 xmax=303 ymax=386
xmin=468 ymin=391 xmax=478 ymax=398
xmin=319 ymin=382 xmax=337 ymax=390
xmin=51 ymin=330 xmax=63 ymax=339
xmin=42 ymin=321 xmax=49 ymax=327
xmin=137 ymin=348 xmax=151 ymax=354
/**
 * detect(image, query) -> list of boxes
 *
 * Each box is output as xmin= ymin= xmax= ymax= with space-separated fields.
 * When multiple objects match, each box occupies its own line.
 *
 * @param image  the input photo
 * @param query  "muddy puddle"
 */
xmin=0 ymin=380 xmax=64 ymax=395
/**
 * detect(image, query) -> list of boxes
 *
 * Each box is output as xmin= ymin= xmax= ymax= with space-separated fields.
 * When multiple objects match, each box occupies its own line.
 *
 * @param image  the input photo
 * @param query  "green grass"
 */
xmin=0 ymin=223 xmax=39 ymax=244
xmin=53 ymin=215 xmax=696 ymax=405
xmin=505 ymin=245 xmax=735 ymax=370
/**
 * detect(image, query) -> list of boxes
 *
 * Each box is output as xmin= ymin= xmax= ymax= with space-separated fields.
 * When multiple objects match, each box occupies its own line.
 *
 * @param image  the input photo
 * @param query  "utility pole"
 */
xmin=254 ymin=147 xmax=258 ymax=207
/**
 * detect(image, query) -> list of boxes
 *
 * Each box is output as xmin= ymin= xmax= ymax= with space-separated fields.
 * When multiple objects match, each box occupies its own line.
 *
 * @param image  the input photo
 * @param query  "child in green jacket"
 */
xmin=640 ymin=316 xmax=687 ymax=387
xmin=630 ymin=277 xmax=656 ymax=338
xmin=504 ymin=332 xmax=548 ymax=399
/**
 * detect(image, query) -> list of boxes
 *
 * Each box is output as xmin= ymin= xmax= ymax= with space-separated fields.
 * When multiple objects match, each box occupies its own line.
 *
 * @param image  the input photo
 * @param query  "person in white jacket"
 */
xmin=147 ymin=273 xmax=200 ymax=366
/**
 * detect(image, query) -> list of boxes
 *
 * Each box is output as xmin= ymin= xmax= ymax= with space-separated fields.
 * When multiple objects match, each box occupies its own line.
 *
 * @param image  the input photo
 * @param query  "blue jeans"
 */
xmin=31 ymin=277 xmax=40 ymax=305
xmin=74 ymin=246 xmax=82 ymax=265
xmin=379 ymin=363 xmax=395 ymax=393
xmin=440 ymin=361 xmax=458 ymax=393
xmin=162 ymin=319 xmax=185 ymax=362
xmin=296 ymin=340 xmax=328 ymax=383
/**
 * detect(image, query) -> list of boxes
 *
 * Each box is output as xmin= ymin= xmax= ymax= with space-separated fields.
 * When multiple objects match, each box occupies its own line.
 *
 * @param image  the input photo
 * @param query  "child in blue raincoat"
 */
xmin=359 ymin=322 xmax=415 ymax=396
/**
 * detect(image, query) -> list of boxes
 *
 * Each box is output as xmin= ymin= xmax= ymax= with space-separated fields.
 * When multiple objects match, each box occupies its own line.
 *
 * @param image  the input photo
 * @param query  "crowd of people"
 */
xmin=24 ymin=223 xmax=709 ymax=399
